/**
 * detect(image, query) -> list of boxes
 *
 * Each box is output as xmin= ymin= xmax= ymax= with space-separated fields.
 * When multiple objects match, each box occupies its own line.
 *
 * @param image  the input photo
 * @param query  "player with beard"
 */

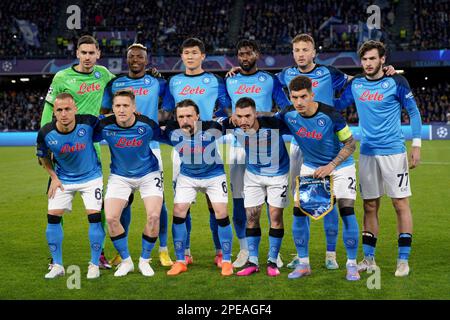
xmin=335 ymin=41 xmax=422 ymax=277
xmin=224 ymin=39 xmax=290 ymax=268
xmin=165 ymin=38 xmax=231 ymax=267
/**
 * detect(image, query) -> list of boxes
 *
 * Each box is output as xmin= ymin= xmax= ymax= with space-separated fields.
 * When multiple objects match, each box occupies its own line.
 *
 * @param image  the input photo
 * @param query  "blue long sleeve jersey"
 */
xmin=96 ymin=114 xmax=161 ymax=178
xmin=36 ymin=114 xmax=102 ymax=184
xmin=225 ymin=70 xmax=290 ymax=113
xmin=160 ymin=120 xmax=225 ymax=179
xmin=276 ymin=103 xmax=354 ymax=170
xmin=335 ymin=74 xmax=422 ymax=156
xmin=101 ymin=72 xmax=173 ymax=149
xmin=166 ymin=72 xmax=231 ymax=120
xmin=221 ymin=117 xmax=290 ymax=176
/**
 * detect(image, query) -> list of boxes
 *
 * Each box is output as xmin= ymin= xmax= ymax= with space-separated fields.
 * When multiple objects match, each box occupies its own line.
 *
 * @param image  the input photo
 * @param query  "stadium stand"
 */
xmin=0 ymin=82 xmax=448 ymax=131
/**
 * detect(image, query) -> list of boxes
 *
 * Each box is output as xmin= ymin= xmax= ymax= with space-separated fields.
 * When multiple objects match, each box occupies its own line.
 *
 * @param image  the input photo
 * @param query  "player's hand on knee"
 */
xmin=48 ymin=177 xmax=64 ymax=199
xmin=409 ymin=146 xmax=421 ymax=169
xmin=225 ymin=66 xmax=242 ymax=78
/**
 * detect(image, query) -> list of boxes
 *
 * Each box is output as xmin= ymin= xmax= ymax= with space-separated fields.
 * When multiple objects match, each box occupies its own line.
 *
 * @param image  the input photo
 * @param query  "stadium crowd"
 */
xmin=0 ymin=89 xmax=43 ymax=131
xmin=60 ymin=0 xmax=233 ymax=56
xmin=410 ymin=0 xmax=450 ymax=50
xmin=0 ymin=1 xmax=58 ymax=58
xmin=1 ymin=0 xmax=448 ymax=58
xmin=0 ymin=81 xmax=448 ymax=131
xmin=239 ymin=0 xmax=396 ymax=54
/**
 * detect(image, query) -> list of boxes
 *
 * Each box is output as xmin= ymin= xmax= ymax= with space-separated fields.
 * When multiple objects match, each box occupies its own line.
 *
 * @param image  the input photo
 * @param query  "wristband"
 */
xmin=412 ymin=138 xmax=421 ymax=147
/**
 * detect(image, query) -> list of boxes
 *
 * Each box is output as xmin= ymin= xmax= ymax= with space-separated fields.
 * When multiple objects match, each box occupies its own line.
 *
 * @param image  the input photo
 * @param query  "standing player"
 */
xmin=221 ymin=97 xmax=290 ymax=277
xmin=161 ymin=99 xmax=234 ymax=277
xmin=40 ymin=35 xmax=115 ymax=269
xmin=98 ymin=90 xmax=164 ymax=277
xmin=166 ymin=38 xmax=231 ymax=266
xmin=278 ymin=76 xmax=360 ymax=281
xmin=101 ymin=43 xmax=174 ymax=267
xmin=335 ymin=41 xmax=422 ymax=277
xmin=225 ymin=40 xmax=290 ymax=268
xmin=277 ymin=34 xmax=396 ymax=270
xmin=37 ymin=93 xmax=105 ymax=279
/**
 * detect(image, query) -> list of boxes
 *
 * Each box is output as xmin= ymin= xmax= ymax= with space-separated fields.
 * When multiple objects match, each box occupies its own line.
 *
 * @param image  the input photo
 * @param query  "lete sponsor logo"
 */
xmin=114 ymin=137 xmax=143 ymax=148
xmin=295 ymin=127 xmax=323 ymax=140
xmin=234 ymin=84 xmax=262 ymax=94
xmin=179 ymin=85 xmax=206 ymax=96
xmin=359 ymin=90 xmax=384 ymax=102
xmin=60 ymin=143 xmax=86 ymax=153
xmin=77 ymin=82 xmax=101 ymax=95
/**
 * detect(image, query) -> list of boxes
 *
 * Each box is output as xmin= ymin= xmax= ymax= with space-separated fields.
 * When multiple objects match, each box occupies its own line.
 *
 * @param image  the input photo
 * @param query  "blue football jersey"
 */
xmin=226 ymin=70 xmax=290 ymax=113
xmin=162 ymin=120 xmax=225 ymax=178
xmin=222 ymin=117 xmax=290 ymax=176
xmin=335 ymin=74 xmax=422 ymax=156
xmin=36 ymin=115 xmax=102 ymax=184
xmin=97 ymin=115 xmax=161 ymax=178
xmin=278 ymin=103 xmax=354 ymax=170
xmin=167 ymin=72 xmax=231 ymax=120
xmin=102 ymin=72 xmax=173 ymax=149
xmin=277 ymin=64 xmax=348 ymax=105
xmin=277 ymin=64 xmax=348 ymax=145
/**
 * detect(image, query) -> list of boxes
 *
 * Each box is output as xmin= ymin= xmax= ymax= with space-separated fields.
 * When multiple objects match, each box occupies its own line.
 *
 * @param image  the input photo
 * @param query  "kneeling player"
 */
xmin=222 ymin=98 xmax=289 ymax=276
xmin=98 ymin=90 xmax=163 ymax=277
xmin=37 ymin=93 xmax=105 ymax=279
xmin=278 ymin=76 xmax=360 ymax=281
xmin=162 ymin=99 xmax=234 ymax=276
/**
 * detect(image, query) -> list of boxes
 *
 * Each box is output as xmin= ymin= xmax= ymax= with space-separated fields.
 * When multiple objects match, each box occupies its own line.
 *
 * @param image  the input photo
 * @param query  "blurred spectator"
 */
xmin=0 ymin=1 xmax=58 ymax=58
xmin=411 ymin=0 xmax=449 ymax=50
xmin=0 ymin=89 xmax=45 ymax=131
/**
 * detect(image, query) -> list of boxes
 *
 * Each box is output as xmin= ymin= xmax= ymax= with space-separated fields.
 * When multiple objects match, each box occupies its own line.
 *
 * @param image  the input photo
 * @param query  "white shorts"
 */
xmin=289 ymin=142 xmax=303 ymax=196
xmin=229 ymin=143 xmax=246 ymax=199
xmin=48 ymin=177 xmax=103 ymax=212
xmin=174 ymin=174 xmax=228 ymax=204
xmin=105 ymin=171 xmax=164 ymax=201
xmin=152 ymin=147 xmax=163 ymax=172
xmin=359 ymin=153 xmax=412 ymax=199
xmin=172 ymin=149 xmax=181 ymax=185
xmin=244 ymin=170 xmax=289 ymax=208
xmin=294 ymin=164 xmax=357 ymax=201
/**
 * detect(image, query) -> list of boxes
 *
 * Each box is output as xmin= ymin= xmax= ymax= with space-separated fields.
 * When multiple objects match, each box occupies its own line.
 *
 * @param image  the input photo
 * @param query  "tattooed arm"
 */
xmin=313 ymin=136 xmax=356 ymax=179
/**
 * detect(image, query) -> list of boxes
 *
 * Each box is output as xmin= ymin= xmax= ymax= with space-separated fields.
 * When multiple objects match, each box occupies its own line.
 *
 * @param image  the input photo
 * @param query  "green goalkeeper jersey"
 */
xmin=40 ymin=64 xmax=115 ymax=127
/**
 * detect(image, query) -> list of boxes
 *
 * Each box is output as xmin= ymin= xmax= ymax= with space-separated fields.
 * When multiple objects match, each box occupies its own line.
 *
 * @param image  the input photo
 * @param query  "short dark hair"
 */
xmin=289 ymin=75 xmax=313 ymax=93
xmin=113 ymin=89 xmax=136 ymax=104
xmin=55 ymin=92 xmax=74 ymax=101
xmin=291 ymin=33 xmax=315 ymax=48
xmin=181 ymin=38 xmax=205 ymax=54
xmin=235 ymin=97 xmax=256 ymax=109
xmin=236 ymin=39 xmax=260 ymax=54
xmin=175 ymin=99 xmax=200 ymax=115
xmin=358 ymin=40 xmax=386 ymax=58
xmin=77 ymin=35 xmax=99 ymax=49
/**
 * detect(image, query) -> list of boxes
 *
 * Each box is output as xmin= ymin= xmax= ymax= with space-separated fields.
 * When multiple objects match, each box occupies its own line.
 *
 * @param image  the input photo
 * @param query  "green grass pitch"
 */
xmin=0 ymin=141 xmax=449 ymax=300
